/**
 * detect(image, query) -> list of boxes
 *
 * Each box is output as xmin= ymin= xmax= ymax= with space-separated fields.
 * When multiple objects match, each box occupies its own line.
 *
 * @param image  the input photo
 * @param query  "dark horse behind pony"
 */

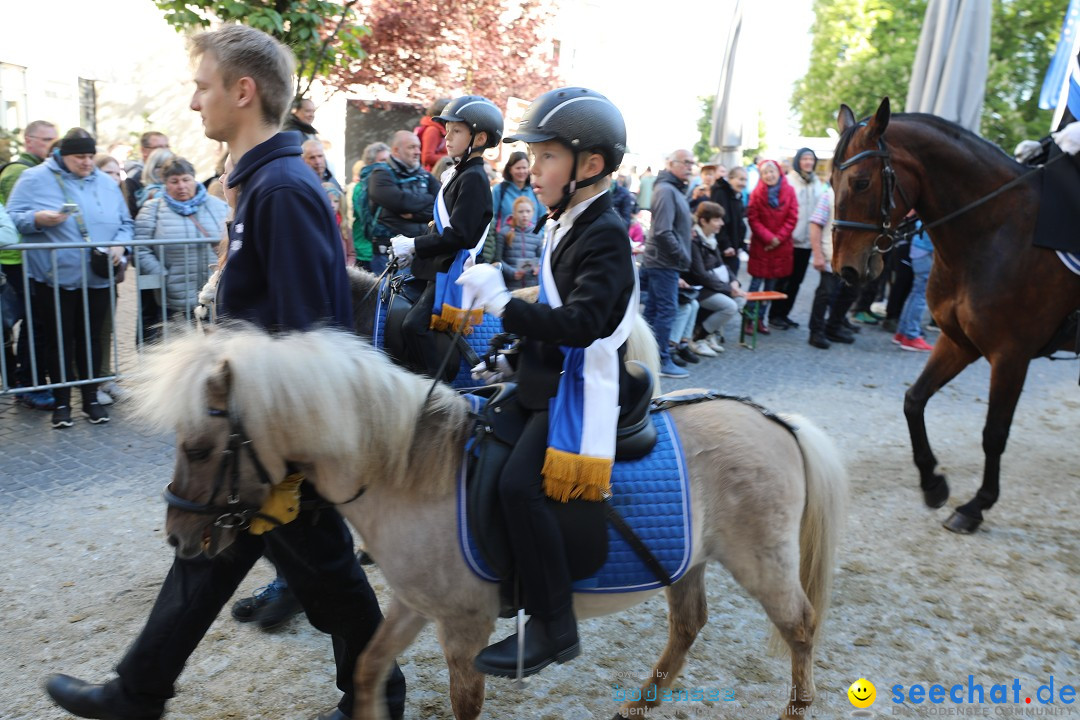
xmin=831 ymin=97 xmax=1080 ymax=534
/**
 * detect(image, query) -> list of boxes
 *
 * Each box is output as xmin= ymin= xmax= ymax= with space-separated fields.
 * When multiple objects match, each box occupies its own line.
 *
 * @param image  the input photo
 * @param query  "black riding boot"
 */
xmin=473 ymin=611 xmax=580 ymax=678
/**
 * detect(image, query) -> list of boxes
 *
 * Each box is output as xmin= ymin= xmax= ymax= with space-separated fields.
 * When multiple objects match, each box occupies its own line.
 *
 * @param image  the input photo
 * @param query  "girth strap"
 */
xmin=604 ymin=501 xmax=672 ymax=587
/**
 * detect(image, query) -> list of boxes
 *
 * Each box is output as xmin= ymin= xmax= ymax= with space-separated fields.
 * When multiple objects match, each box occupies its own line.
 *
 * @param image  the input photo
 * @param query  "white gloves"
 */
xmin=390 ymin=235 xmax=415 ymax=264
xmin=470 ymin=355 xmax=513 ymax=384
xmin=456 ymin=263 xmax=511 ymax=317
xmin=1052 ymin=121 xmax=1080 ymax=155
xmin=1014 ymin=139 xmax=1043 ymax=163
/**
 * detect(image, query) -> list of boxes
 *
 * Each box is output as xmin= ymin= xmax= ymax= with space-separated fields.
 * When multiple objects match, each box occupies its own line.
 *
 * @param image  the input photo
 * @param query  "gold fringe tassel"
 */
xmin=542 ymin=448 xmax=613 ymax=503
xmin=429 ymin=303 xmax=484 ymax=334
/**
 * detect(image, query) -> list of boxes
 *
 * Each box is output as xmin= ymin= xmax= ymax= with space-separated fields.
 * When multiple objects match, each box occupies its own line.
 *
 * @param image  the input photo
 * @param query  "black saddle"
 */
xmin=381 ymin=274 xmax=479 ymax=382
xmin=465 ymin=362 xmax=658 ymax=588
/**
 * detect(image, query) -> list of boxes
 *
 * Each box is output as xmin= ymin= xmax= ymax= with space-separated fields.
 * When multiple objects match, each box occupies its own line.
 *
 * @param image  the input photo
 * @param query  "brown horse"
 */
xmin=831 ymin=97 xmax=1080 ymax=534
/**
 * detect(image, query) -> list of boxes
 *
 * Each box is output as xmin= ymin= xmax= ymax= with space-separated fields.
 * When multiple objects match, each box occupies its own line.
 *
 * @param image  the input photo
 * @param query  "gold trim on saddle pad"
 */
xmin=542 ymin=448 xmax=613 ymax=502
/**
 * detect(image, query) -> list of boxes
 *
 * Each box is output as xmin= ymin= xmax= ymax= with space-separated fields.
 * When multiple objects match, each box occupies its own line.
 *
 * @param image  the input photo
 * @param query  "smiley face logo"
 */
xmin=848 ymin=678 xmax=876 ymax=708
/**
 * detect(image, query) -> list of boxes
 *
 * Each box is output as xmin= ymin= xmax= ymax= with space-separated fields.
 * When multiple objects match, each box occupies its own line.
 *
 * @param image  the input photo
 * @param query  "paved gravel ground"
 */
xmin=2 ymin=280 xmax=1078 ymax=720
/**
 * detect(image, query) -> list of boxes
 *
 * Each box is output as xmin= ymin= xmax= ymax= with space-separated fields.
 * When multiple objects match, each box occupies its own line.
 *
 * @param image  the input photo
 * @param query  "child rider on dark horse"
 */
xmin=456 ymin=87 xmax=638 ymax=678
xmin=390 ymin=96 xmax=502 ymax=379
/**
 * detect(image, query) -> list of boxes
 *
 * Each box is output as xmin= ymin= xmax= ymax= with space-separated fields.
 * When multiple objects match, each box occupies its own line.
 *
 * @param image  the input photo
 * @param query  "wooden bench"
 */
xmin=739 ymin=291 xmax=788 ymax=350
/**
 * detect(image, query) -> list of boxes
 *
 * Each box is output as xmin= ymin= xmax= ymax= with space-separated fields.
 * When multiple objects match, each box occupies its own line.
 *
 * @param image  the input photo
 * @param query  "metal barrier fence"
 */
xmin=0 ymin=238 xmax=217 ymax=395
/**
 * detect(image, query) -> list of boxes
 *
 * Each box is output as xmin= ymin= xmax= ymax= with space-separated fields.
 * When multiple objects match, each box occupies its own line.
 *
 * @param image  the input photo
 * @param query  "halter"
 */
xmin=831 ymin=133 xmax=912 ymax=255
xmin=163 ymin=407 xmax=369 ymax=554
xmin=162 ymin=408 xmax=279 ymax=554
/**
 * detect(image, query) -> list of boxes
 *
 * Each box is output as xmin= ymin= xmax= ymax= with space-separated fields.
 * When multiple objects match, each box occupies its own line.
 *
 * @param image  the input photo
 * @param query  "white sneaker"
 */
xmin=96 ymin=389 xmax=114 ymax=406
xmin=101 ymin=381 xmax=131 ymax=401
xmin=705 ymin=333 xmax=725 ymax=353
xmin=690 ymin=340 xmax=718 ymax=357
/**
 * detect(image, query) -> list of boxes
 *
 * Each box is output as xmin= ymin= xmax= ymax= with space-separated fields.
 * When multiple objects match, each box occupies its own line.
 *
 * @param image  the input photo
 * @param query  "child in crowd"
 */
xmin=495 ymin=195 xmax=543 ymax=289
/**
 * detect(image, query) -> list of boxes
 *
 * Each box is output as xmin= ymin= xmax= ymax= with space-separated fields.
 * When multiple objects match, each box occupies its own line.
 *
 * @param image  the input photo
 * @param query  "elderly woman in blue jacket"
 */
xmin=6 ymin=128 xmax=133 ymax=428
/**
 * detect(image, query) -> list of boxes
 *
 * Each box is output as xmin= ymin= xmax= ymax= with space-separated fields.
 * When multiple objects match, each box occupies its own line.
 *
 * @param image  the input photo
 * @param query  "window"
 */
xmin=78 ymin=77 xmax=96 ymax=136
xmin=0 ymin=62 xmax=28 ymax=132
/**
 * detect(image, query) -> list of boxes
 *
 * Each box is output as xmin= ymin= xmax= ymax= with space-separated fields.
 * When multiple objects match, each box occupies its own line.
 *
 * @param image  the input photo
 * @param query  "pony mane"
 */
xmin=130 ymin=323 xmax=473 ymax=496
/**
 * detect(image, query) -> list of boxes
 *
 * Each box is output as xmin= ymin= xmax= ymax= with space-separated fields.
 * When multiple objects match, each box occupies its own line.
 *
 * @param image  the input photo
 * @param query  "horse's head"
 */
xmin=831 ymin=97 xmax=912 ymax=285
xmin=162 ymin=358 xmax=283 ymax=559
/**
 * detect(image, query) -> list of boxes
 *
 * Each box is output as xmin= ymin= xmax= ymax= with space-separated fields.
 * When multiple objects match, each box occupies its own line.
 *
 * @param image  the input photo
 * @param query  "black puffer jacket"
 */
xmin=710 ymin=177 xmax=745 ymax=275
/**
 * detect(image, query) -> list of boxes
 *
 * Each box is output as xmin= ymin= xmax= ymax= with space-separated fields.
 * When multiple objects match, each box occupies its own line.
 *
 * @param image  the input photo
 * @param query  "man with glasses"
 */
xmin=0 ymin=120 xmax=59 ymax=410
xmin=641 ymin=149 xmax=695 ymax=378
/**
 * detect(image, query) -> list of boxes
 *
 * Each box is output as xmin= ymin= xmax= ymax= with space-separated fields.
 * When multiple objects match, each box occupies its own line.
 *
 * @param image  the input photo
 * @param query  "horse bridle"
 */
xmin=832 ymin=133 xmax=914 ymax=255
xmin=162 ymin=408 xmax=278 ymax=547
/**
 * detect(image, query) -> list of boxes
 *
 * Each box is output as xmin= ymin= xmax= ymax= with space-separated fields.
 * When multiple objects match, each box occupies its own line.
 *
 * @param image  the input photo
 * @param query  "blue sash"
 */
xmin=431 ymin=169 xmax=485 ymax=333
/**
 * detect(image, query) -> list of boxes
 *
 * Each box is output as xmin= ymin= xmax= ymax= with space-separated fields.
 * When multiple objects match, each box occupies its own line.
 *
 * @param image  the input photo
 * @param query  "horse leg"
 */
xmin=944 ymin=356 xmax=1030 ymax=534
xmin=614 ymin=564 xmax=708 ymax=720
xmin=436 ymin=614 xmax=496 ymax=720
xmin=353 ymin=596 xmax=428 ymax=720
xmin=903 ymin=332 xmax=980 ymax=508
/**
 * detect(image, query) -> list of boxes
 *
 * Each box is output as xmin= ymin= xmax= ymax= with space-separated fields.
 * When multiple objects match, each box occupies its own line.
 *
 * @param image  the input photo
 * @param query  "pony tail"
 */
xmin=505 ymin=226 xmax=515 ymax=247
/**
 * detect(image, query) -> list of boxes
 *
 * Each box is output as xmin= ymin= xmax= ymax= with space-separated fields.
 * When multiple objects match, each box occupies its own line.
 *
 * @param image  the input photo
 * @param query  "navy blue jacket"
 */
xmin=218 ymin=132 xmax=352 ymax=332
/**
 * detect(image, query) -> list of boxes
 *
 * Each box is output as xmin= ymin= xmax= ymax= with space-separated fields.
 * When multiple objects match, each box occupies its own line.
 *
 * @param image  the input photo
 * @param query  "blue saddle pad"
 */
xmin=456 ymin=407 xmax=693 ymax=593
xmin=372 ymin=275 xmax=504 ymax=388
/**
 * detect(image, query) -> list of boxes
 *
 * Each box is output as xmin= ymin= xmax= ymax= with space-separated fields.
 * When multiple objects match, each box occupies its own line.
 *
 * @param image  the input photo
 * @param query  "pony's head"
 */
xmin=132 ymin=324 xmax=468 ymax=558
xmin=831 ymin=97 xmax=911 ymax=285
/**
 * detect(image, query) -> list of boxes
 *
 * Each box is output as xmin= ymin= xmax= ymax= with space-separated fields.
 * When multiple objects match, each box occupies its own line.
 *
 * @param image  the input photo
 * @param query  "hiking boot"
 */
xmin=231 ymin=577 xmax=300 ymax=626
xmin=52 ymin=405 xmax=73 ymax=429
xmin=257 ymin=581 xmax=302 ymax=630
xmin=659 ymin=360 xmax=689 ymax=379
xmin=474 ymin=614 xmax=580 ymax=678
xmin=899 ymin=335 xmax=934 ymax=352
xmin=85 ymin=402 xmax=110 ymax=424
xmin=808 ymin=333 xmax=831 ymax=349
xmin=45 ymin=674 xmax=163 ymax=720
xmin=16 ymin=388 xmax=56 ymax=411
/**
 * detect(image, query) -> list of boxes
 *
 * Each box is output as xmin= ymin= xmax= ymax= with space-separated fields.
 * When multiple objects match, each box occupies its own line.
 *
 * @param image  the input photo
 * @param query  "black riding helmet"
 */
xmin=434 ymin=95 xmax=503 ymax=166
xmin=505 ymin=87 xmax=626 ymax=219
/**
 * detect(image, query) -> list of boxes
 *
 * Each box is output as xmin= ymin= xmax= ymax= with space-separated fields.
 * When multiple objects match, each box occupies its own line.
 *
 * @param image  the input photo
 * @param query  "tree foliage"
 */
xmin=328 ymin=0 xmax=559 ymax=109
xmin=695 ymin=96 xmax=766 ymax=165
xmin=793 ymin=0 xmax=1063 ymax=151
xmin=152 ymin=0 xmax=369 ymax=99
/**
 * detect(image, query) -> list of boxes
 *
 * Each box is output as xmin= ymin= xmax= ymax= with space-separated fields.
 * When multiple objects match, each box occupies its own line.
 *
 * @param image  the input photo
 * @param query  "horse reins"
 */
xmin=833 ymin=125 xmax=1067 ymax=252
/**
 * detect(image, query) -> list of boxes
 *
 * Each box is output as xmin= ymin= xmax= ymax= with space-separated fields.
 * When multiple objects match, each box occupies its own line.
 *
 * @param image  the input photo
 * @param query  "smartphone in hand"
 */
xmin=60 ymin=202 xmax=79 ymax=214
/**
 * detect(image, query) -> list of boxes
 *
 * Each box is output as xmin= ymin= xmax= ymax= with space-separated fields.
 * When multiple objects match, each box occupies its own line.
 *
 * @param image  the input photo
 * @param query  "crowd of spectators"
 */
xmin=1 ymin=101 xmax=937 ymax=428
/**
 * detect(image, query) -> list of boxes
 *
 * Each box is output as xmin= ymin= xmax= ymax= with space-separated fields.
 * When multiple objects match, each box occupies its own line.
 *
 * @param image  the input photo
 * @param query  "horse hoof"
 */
xmin=943 ymin=511 xmax=981 ymax=534
xmin=922 ymin=475 xmax=949 ymax=509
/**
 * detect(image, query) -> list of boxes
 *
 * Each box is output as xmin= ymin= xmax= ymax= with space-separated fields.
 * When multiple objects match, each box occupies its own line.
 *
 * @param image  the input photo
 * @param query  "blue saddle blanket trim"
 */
xmin=456 ymin=406 xmax=693 ymax=593
xmin=372 ymin=275 xmax=504 ymax=387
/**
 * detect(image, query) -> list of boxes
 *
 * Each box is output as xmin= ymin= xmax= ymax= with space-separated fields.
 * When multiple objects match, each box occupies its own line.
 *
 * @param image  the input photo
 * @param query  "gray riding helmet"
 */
xmin=504 ymin=87 xmax=626 ymax=173
xmin=434 ymin=95 xmax=504 ymax=148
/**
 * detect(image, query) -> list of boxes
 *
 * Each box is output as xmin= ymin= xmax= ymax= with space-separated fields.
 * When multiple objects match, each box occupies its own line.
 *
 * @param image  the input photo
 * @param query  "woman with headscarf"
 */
xmin=745 ymin=159 xmax=797 ymax=335
xmin=769 ymin=147 xmax=824 ymax=330
xmin=135 ymin=157 xmax=228 ymax=342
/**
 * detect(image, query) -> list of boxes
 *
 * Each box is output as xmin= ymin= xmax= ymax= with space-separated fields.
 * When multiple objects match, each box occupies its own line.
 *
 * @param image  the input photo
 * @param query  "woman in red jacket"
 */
xmin=745 ymin=159 xmax=797 ymax=334
xmin=418 ymin=98 xmax=451 ymax=171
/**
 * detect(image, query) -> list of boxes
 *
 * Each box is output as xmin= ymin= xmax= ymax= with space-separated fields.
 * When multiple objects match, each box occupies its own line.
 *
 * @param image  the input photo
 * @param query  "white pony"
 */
xmin=133 ymin=326 xmax=847 ymax=720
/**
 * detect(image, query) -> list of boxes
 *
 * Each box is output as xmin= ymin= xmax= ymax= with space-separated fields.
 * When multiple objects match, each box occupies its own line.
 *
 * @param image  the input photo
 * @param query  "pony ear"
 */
xmin=868 ymin=97 xmax=891 ymax=138
xmin=206 ymin=358 xmax=232 ymax=407
xmin=837 ymin=104 xmax=857 ymax=133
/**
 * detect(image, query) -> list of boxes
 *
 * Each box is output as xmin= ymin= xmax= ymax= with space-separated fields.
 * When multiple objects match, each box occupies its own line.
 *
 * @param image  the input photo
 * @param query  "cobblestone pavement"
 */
xmin=3 ymin=277 xmax=1078 ymax=720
